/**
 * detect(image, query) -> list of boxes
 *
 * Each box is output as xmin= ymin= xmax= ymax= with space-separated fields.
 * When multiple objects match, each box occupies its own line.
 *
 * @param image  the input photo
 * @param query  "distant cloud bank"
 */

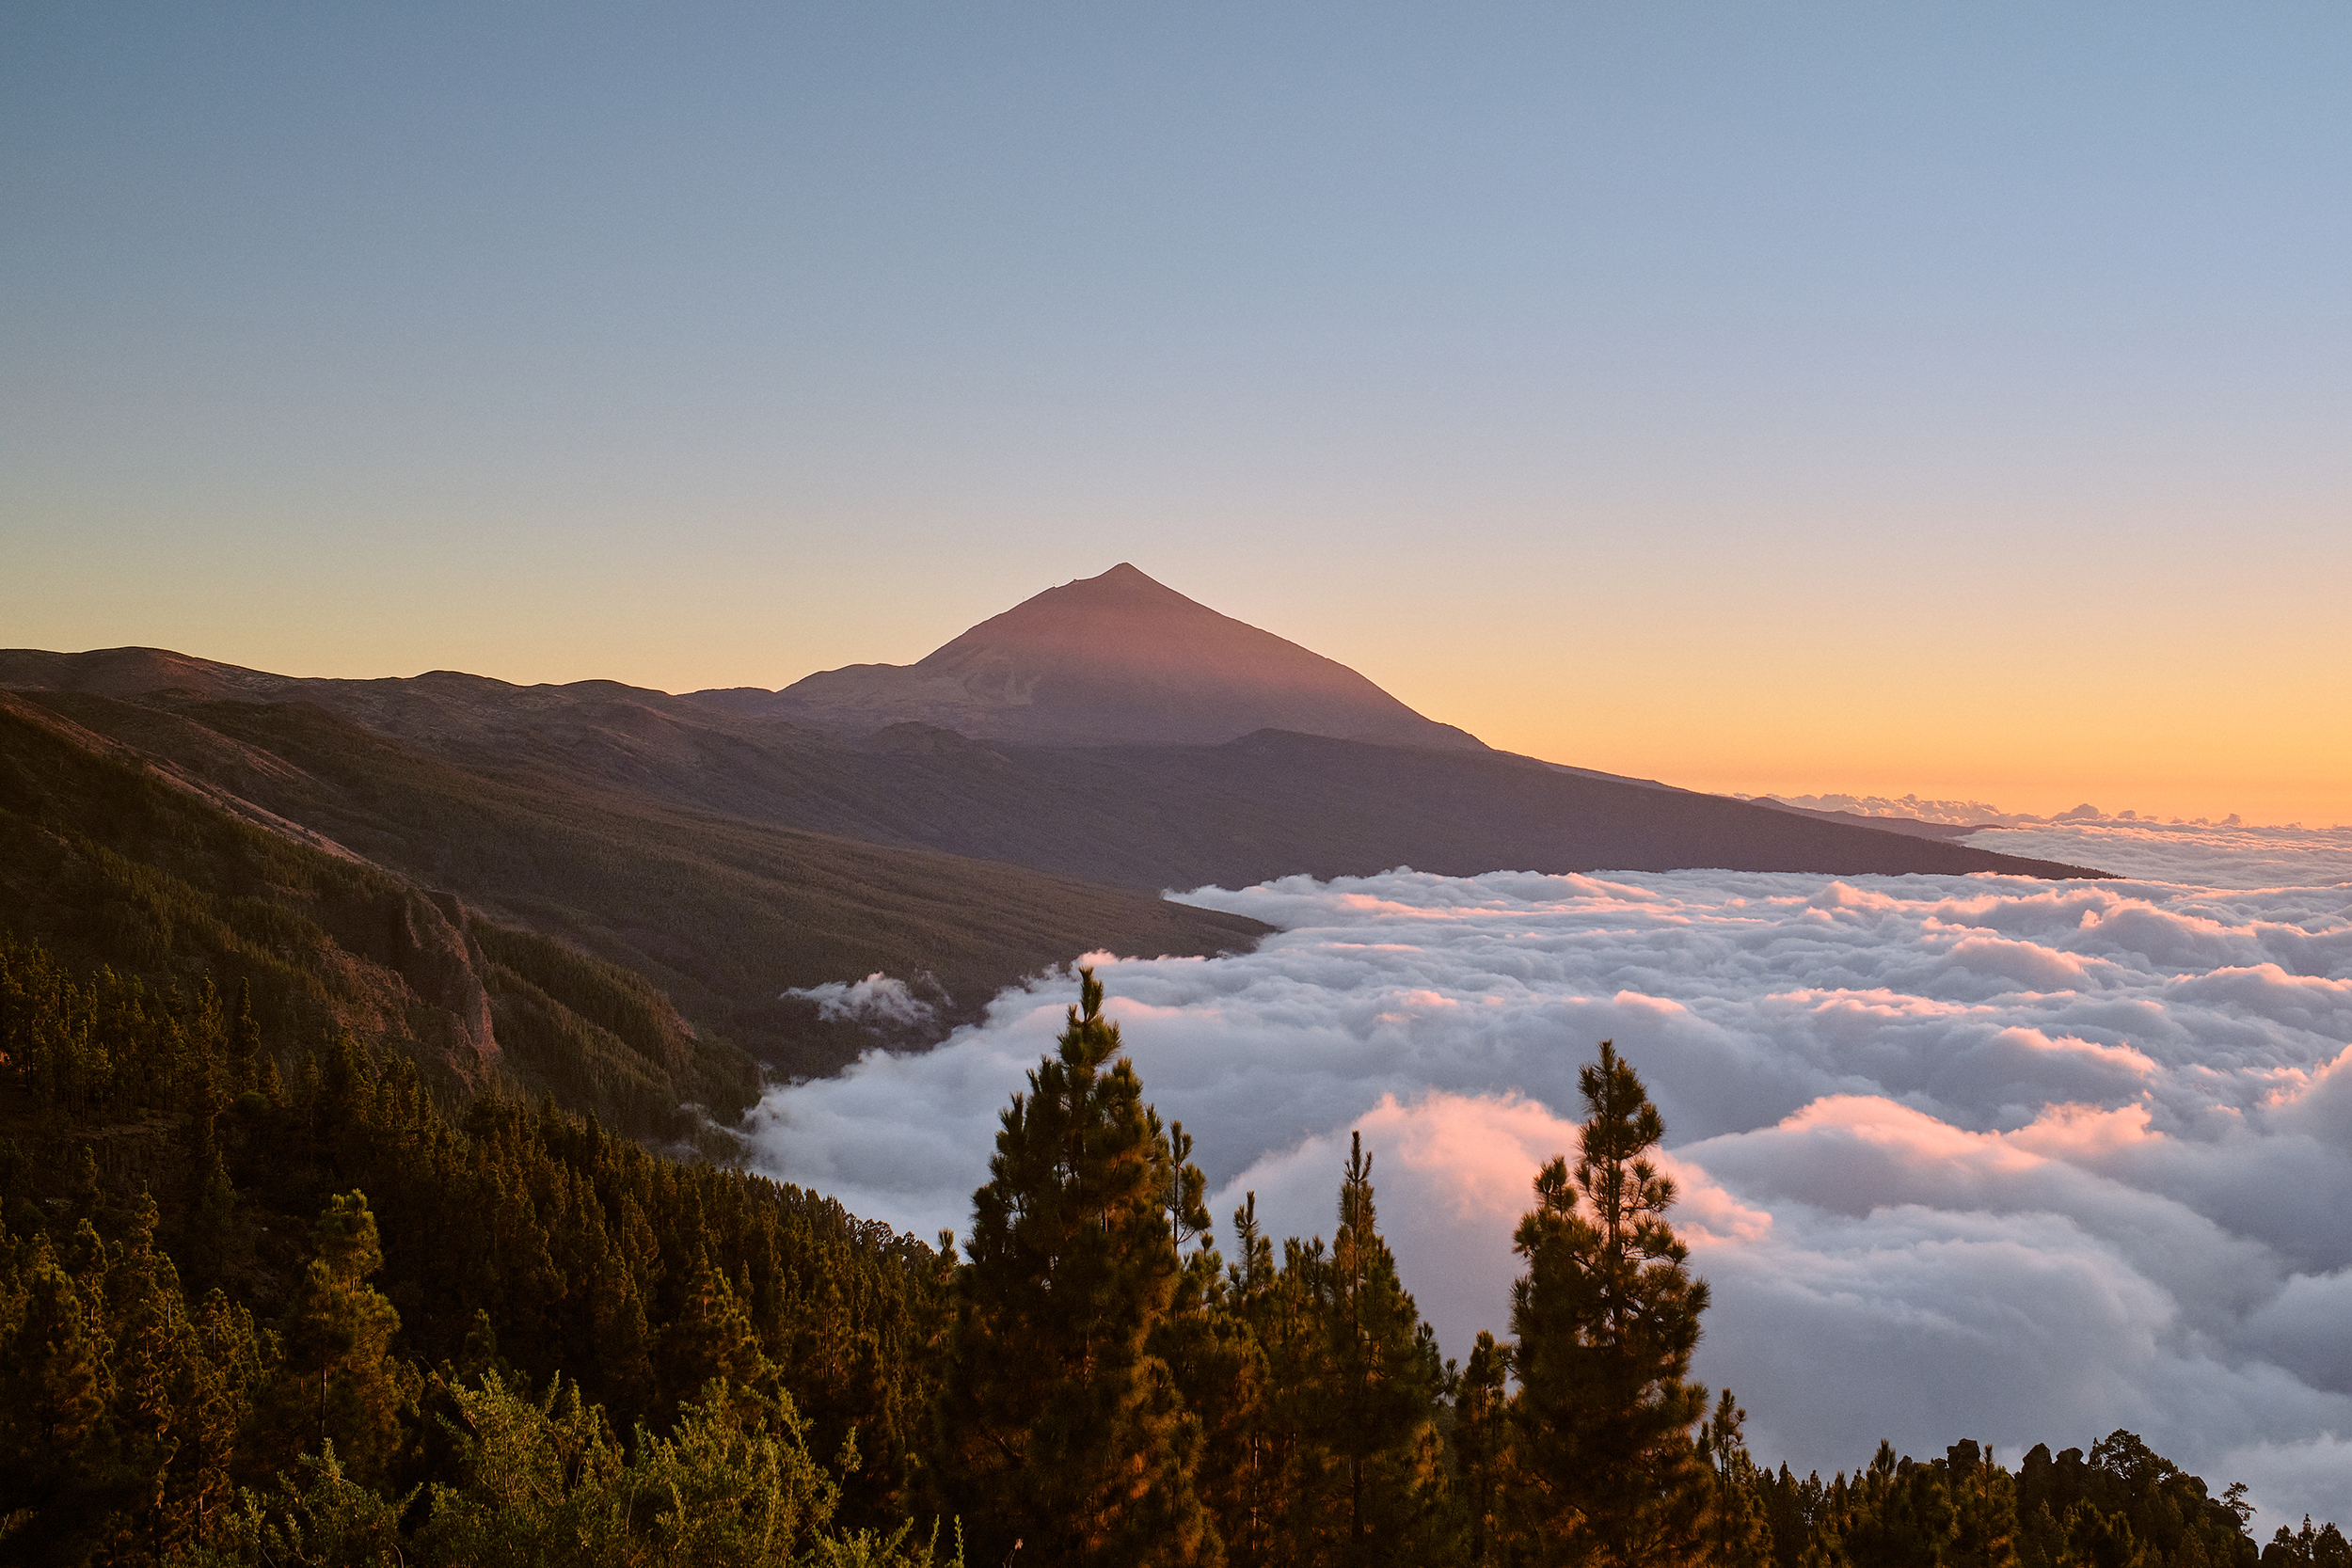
xmin=1745 ymin=791 xmax=2312 ymax=833
xmin=743 ymin=819 xmax=2352 ymax=1531
xmin=1745 ymin=790 xmax=2030 ymax=825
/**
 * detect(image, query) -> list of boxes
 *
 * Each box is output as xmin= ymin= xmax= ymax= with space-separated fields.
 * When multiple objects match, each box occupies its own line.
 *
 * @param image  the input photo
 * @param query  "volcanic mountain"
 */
xmin=689 ymin=562 xmax=1486 ymax=750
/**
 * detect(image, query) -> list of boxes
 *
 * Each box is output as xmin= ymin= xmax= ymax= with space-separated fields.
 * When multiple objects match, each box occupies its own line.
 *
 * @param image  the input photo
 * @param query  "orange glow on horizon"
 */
xmin=1454 ymin=713 xmax=2352 ymax=830
xmin=1357 ymin=617 xmax=2352 ymax=832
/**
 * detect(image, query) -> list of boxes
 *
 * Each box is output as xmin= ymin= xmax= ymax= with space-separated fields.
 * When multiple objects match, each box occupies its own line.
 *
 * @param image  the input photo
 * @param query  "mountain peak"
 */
xmin=731 ymin=565 xmax=1486 ymax=751
xmin=1082 ymin=561 xmax=1190 ymax=597
xmin=1007 ymin=562 xmax=1197 ymax=615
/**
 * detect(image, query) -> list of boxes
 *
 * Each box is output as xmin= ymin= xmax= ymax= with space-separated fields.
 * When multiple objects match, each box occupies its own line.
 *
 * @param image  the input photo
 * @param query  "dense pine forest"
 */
xmin=7 ymin=935 xmax=2341 ymax=1568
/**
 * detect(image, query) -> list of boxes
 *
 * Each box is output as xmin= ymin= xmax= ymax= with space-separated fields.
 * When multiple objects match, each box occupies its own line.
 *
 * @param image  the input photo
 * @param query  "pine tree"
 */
xmin=0 ymin=1229 xmax=113 ymax=1546
xmin=265 ymin=1190 xmax=415 ymax=1486
xmin=1454 ymin=1331 xmax=1513 ymax=1568
xmin=1254 ymin=1231 xmax=1336 ymax=1566
xmin=660 ymin=1252 xmax=776 ymax=1419
xmin=1218 ymin=1193 xmax=1283 ymax=1568
xmin=1323 ymin=1131 xmax=1448 ymax=1565
xmin=1153 ymin=1170 xmax=1266 ymax=1568
xmin=941 ymin=966 xmax=1216 ymax=1567
xmin=1508 ymin=1041 xmax=1711 ymax=1568
xmin=2265 ymin=1518 xmax=2352 ymax=1568
xmin=1696 ymin=1390 xmax=1775 ymax=1568
xmin=187 ymin=1287 xmax=266 ymax=1544
xmin=180 ymin=1040 xmax=239 ymax=1290
xmin=1216 ymin=1138 xmax=1450 ymax=1568
xmin=230 ymin=977 xmax=264 ymax=1093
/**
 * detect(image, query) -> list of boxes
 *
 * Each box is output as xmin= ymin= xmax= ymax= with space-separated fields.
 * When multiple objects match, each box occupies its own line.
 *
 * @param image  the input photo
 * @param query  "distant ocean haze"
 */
xmin=743 ymin=817 xmax=2352 ymax=1534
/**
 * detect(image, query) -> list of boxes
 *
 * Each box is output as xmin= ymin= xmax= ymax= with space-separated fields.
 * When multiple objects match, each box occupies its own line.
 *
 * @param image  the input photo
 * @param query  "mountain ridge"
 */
xmin=2 ymin=642 xmax=2112 ymax=893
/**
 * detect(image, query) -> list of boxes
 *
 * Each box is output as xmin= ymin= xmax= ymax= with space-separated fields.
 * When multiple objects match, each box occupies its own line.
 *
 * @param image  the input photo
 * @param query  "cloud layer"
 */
xmin=1967 ymin=819 xmax=2352 ymax=890
xmin=743 ymin=821 xmax=2352 ymax=1528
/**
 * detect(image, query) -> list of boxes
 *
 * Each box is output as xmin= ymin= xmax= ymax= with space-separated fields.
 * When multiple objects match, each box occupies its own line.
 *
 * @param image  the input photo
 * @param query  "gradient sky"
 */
xmin=6 ymin=4 xmax=2347 ymax=824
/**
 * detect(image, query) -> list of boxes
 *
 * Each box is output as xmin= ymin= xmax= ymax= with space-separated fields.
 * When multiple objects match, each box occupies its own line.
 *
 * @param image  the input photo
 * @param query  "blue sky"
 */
xmin=6 ymin=4 xmax=2347 ymax=817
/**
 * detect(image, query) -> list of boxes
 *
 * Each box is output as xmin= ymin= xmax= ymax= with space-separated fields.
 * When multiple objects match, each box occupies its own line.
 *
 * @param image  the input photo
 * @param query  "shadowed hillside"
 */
xmin=0 ymin=693 xmax=759 ymax=1136
xmin=2 ymin=641 xmax=2108 ymax=928
xmin=0 ymin=689 xmax=1271 ymax=1081
xmin=846 ymin=728 xmax=2111 ymax=886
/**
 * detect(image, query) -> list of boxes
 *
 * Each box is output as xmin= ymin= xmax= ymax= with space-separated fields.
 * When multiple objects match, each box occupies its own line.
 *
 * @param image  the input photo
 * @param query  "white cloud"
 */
xmin=784 ymin=972 xmax=940 ymax=1031
xmin=742 ymin=822 xmax=2352 ymax=1529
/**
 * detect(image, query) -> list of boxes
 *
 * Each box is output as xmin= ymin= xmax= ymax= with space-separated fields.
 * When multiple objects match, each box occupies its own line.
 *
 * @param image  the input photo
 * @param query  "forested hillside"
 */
xmin=0 ymin=937 xmax=951 ymax=1563
xmin=0 ymin=688 xmax=1270 ymax=1079
xmin=0 ymin=694 xmax=761 ymax=1138
xmin=5 ymin=933 xmax=2331 ymax=1567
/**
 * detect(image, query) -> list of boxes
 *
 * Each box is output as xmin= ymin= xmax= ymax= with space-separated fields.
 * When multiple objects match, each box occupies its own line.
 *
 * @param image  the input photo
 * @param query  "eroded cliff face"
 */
xmin=382 ymin=887 xmax=501 ymax=1074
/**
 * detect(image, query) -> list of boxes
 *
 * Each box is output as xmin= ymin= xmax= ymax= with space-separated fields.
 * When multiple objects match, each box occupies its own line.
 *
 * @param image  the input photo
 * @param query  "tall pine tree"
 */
xmin=1696 ymin=1389 xmax=1775 ymax=1568
xmin=1509 ymin=1042 xmax=1711 ymax=1568
xmin=262 ymin=1191 xmax=416 ymax=1487
xmin=941 ymin=967 xmax=1216 ymax=1567
xmin=1454 ymin=1331 xmax=1512 ymax=1568
xmin=1322 ymin=1132 xmax=1448 ymax=1565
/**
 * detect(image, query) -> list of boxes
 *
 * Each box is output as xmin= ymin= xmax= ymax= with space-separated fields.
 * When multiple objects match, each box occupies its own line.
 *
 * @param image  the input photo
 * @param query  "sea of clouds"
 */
xmin=742 ymin=818 xmax=2352 ymax=1530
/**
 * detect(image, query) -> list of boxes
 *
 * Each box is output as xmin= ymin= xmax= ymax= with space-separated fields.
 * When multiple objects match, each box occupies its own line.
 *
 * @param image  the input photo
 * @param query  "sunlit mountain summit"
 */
xmin=691 ymin=562 xmax=1486 ymax=751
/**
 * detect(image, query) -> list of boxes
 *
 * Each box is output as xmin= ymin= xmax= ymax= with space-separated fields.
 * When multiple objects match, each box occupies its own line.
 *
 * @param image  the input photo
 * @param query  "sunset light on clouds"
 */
xmin=7 ymin=7 xmax=2351 ymax=1551
xmin=748 ymin=821 xmax=2352 ymax=1529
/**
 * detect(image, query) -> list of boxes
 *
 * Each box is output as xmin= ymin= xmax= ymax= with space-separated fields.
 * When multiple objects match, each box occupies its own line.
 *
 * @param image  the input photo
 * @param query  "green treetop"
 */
xmin=941 ymin=966 xmax=1216 ymax=1567
xmin=1509 ymin=1041 xmax=1711 ymax=1568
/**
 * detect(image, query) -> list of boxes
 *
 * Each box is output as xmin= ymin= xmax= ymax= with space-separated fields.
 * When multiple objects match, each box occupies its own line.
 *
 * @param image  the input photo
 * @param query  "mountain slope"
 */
xmin=2 ymin=643 xmax=2110 ymax=898
xmin=0 ymin=687 xmax=1272 ymax=1078
xmin=805 ymin=728 xmax=2111 ymax=886
xmin=0 ymin=692 xmax=760 ymax=1136
xmin=693 ymin=562 xmax=1486 ymax=750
